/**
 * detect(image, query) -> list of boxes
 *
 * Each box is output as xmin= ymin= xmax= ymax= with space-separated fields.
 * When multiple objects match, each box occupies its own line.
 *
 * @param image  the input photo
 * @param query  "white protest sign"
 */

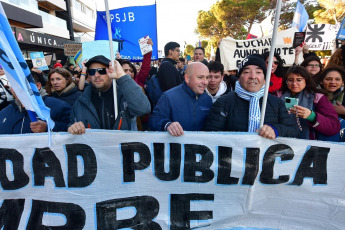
xmin=220 ymin=28 xmax=299 ymax=70
xmin=82 ymin=40 xmax=119 ymax=61
xmin=305 ymin=24 xmax=340 ymax=50
xmin=0 ymin=131 xmax=345 ymax=229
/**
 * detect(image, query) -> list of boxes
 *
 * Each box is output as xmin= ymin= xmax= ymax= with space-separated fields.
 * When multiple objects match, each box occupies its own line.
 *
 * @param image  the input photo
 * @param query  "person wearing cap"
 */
xmin=149 ymin=62 xmax=212 ymax=136
xmin=204 ymin=54 xmax=299 ymax=139
xmin=67 ymin=55 xmax=151 ymax=134
xmin=205 ymin=61 xmax=230 ymax=103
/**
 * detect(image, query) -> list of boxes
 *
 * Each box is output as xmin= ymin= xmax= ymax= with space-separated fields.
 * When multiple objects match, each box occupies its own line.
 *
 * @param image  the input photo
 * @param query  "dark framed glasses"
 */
xmin=87 ymin=68 xmax=107 ymax=76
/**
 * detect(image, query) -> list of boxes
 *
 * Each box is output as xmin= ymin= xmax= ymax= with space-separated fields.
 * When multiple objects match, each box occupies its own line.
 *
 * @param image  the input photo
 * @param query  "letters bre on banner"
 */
xmin=1 ymin=131 xmax=345 ymax=229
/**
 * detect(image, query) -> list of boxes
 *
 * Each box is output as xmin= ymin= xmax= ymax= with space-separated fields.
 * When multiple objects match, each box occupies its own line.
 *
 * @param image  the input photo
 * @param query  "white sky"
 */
xmin=96 ymin=0 xmax=218 ymax=51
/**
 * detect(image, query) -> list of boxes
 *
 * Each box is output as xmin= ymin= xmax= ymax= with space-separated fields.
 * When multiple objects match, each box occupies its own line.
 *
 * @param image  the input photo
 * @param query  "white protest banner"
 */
xmin=305 ymin=24 xmax=340 ymax=51
xmin=1 ymin=131 xmax=345 ymax=229
xmin=220 ymin=27 xmax=299 ymax=70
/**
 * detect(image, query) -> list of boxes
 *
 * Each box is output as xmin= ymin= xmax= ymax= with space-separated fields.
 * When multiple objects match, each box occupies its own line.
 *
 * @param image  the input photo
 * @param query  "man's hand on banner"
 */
xmin=256 ymin=125 xmax=276 ymax=139
xmin=107 ymin=60 xmax=126 ymax=80
xmin=30 ymin=120 xmax=47 ymax=133
xmin=167 ymin=122 xmax=184 ymax=137
xmin=68 ymin=121 xmax=86 ymax=135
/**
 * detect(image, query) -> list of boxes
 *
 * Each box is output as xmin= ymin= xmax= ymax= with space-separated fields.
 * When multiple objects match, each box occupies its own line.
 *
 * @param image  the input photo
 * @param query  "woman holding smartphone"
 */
xmin=278 ymin=66 xmax=340 ymax=140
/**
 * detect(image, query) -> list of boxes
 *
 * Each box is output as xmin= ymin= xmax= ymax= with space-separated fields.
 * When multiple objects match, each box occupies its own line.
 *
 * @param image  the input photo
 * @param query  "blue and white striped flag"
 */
xmin=0 ymin=3 xmax=55 ymax=130
xmin=292 ymin=0 xmax=309 ymax=32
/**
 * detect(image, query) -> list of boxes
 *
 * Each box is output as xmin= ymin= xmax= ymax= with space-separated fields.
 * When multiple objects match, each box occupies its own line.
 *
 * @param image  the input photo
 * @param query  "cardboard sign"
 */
xmin=63 ymin=43 xmax=82 ymax=56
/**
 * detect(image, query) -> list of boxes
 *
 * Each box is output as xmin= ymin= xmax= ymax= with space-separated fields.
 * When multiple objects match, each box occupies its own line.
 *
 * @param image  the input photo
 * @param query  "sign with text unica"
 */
xmin=0 ymin=130 xmax=344 ymax=229
xmin=220 ymin=28 xmax=299 ymax=70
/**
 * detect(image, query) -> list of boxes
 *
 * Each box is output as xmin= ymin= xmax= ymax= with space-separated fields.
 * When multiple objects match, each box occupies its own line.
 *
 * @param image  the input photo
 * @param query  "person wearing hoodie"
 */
xmin=0 ymin=72 xmax=71 ymax=134
xmin=205 ymin=61 xmax=230 ymax=103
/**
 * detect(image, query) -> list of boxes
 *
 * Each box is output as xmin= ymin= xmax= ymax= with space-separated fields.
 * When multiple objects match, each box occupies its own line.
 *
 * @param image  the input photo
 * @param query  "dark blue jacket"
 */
xmin=0 ymin=96 xmax=71 ymax=134
xmin=149 ymin=82 xmax=213 ymax=131
xmin=204 ymin=92 xmax=299 ymax=138
xmin=51 ymin=86 xmax=82 ymax=107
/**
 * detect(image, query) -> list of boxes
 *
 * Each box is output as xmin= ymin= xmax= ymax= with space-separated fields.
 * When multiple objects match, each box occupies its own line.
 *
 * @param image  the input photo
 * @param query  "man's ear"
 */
xmin=184 ymin=74 xmax=189 ymax=83
xmin=35 ymin=82 xmax=42 ymax=90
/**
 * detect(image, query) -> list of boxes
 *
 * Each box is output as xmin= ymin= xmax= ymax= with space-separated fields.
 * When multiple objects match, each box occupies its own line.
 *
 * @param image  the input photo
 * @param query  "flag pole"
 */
xmin=104 ymin=0 xmax=118 ymax=119
xmin=259 ymin=0 xmax=282 ymax=128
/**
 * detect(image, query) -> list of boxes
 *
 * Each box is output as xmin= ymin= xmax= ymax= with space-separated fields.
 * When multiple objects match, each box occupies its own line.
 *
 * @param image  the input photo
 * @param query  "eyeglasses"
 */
xmin=266 ymin=61 xmax=280 ymax=65
xmin=174 ymin=49 xmax=180 ymax=53
xmin=307 ymin=64 xmax=321 ymax=68
xmin=286 ymin=78 xmax=305 ymax=85
xmin=87 ymin=68 xmax=107 ymax=76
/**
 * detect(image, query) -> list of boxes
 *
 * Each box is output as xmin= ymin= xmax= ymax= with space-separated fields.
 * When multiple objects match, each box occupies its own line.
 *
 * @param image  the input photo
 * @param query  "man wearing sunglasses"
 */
xmin=68 ymin=55 xmax=151 ymax=134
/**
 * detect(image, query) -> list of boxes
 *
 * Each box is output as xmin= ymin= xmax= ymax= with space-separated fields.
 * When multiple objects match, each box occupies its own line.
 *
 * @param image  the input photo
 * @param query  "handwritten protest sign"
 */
xmin=63 ymin=43 xmax=82 ymax=57
xmin=220 ymin=28 xmax=300 ymax=70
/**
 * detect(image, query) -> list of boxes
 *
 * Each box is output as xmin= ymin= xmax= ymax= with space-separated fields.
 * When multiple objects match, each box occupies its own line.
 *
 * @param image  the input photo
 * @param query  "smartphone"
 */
xmin=285 ymin=97 xmax=299 ymax=110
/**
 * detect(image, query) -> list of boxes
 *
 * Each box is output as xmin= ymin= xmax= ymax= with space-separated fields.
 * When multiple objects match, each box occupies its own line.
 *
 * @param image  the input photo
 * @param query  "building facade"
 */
xmin=1 ymin=0 xmax=96 ymax=66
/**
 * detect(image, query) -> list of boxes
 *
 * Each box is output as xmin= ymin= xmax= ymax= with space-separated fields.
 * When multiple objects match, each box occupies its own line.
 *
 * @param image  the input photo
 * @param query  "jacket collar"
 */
xmin=162 ymin=58 xmax=177 ymax=65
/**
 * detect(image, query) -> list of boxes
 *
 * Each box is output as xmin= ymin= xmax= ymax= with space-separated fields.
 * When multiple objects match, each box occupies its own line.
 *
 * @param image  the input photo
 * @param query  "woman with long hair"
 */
xmin=279 ymin=66 xmax=340 ymax=140
xmin=46 ymin=67 xmax=82 ymax=106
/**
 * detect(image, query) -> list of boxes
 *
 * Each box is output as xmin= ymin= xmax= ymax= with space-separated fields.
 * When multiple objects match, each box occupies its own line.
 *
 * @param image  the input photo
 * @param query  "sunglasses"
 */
xmin=87 ymin=68 xmax=107 ymax=76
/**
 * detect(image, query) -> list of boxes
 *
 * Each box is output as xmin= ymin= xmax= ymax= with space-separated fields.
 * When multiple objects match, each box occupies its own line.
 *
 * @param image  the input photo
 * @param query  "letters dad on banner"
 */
xmin=1 ymin=131 xmax=345 ymax=229
xmin=220 ymin=27 xmax=299 ymax=71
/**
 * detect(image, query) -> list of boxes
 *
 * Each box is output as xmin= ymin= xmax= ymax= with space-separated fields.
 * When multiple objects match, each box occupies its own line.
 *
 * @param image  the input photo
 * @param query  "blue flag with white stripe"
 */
xmin=292 ymin=0 xmax=309 ymax=32
xmin=0 ymin=3 xmax=55 ymax=130
xmin=94 ymin=4 xmax=158 ymax=61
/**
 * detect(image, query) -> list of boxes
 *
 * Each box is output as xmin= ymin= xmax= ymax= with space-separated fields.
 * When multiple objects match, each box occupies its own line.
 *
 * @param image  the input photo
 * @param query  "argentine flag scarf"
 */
xmin=235 ymin=81 xmax=265 ymax=132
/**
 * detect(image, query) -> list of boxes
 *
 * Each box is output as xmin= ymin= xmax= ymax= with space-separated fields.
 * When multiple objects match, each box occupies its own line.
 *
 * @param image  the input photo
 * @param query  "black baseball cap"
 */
xmin=85 ymin=55 xmax=110 ymax=68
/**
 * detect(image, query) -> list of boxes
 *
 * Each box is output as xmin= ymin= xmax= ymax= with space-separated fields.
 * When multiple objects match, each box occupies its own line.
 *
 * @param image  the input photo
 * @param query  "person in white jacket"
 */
xmin=205 ymin=61 xmax=230 ymax=103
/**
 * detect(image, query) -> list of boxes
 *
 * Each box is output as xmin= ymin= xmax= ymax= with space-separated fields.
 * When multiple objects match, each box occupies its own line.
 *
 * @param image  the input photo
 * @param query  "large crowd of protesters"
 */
xmin=1 ymin=38 xmax=345 ymax=142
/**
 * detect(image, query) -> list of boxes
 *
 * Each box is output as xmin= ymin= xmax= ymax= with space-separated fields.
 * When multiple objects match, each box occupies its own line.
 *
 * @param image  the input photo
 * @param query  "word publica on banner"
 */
xmin=0 ymin=142 xmax=330 ymax=229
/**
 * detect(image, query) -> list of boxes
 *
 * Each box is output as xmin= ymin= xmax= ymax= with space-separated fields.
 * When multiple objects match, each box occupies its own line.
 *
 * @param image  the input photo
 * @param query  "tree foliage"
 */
xmin=196 ymin=0 xmax=271 ymax=40
xmin=196 ymin=0 xmax=321 ymax=40
xmin=313 ymin=0 xmax=345 ymax=24
xmin=183 ymin=44 xmax=195 ymax=57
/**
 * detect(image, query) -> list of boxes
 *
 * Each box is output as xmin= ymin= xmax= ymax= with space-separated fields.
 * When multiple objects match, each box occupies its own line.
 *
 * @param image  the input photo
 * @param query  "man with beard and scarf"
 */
xmin=204 ymin=54 xmax=299 ymax=139
xmin=0 ymin=72 xmax=71 ymax=134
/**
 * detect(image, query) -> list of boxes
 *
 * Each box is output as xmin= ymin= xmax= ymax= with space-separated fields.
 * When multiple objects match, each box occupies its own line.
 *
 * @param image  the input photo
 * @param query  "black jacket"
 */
xmin=204 ymin=92 xmax=299 ymax=138
xmin=158 ymin=58 xmax=181 ymax=92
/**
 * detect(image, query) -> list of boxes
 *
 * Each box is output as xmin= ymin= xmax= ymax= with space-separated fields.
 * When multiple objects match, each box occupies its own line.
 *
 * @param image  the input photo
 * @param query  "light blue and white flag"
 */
xmin=336 ymin=17 xmax=345 ymax=40
xmin=292 ymin=0 xmax=309 ymax=32
xmin=0 ymin=3 xmax=55 ymax=130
